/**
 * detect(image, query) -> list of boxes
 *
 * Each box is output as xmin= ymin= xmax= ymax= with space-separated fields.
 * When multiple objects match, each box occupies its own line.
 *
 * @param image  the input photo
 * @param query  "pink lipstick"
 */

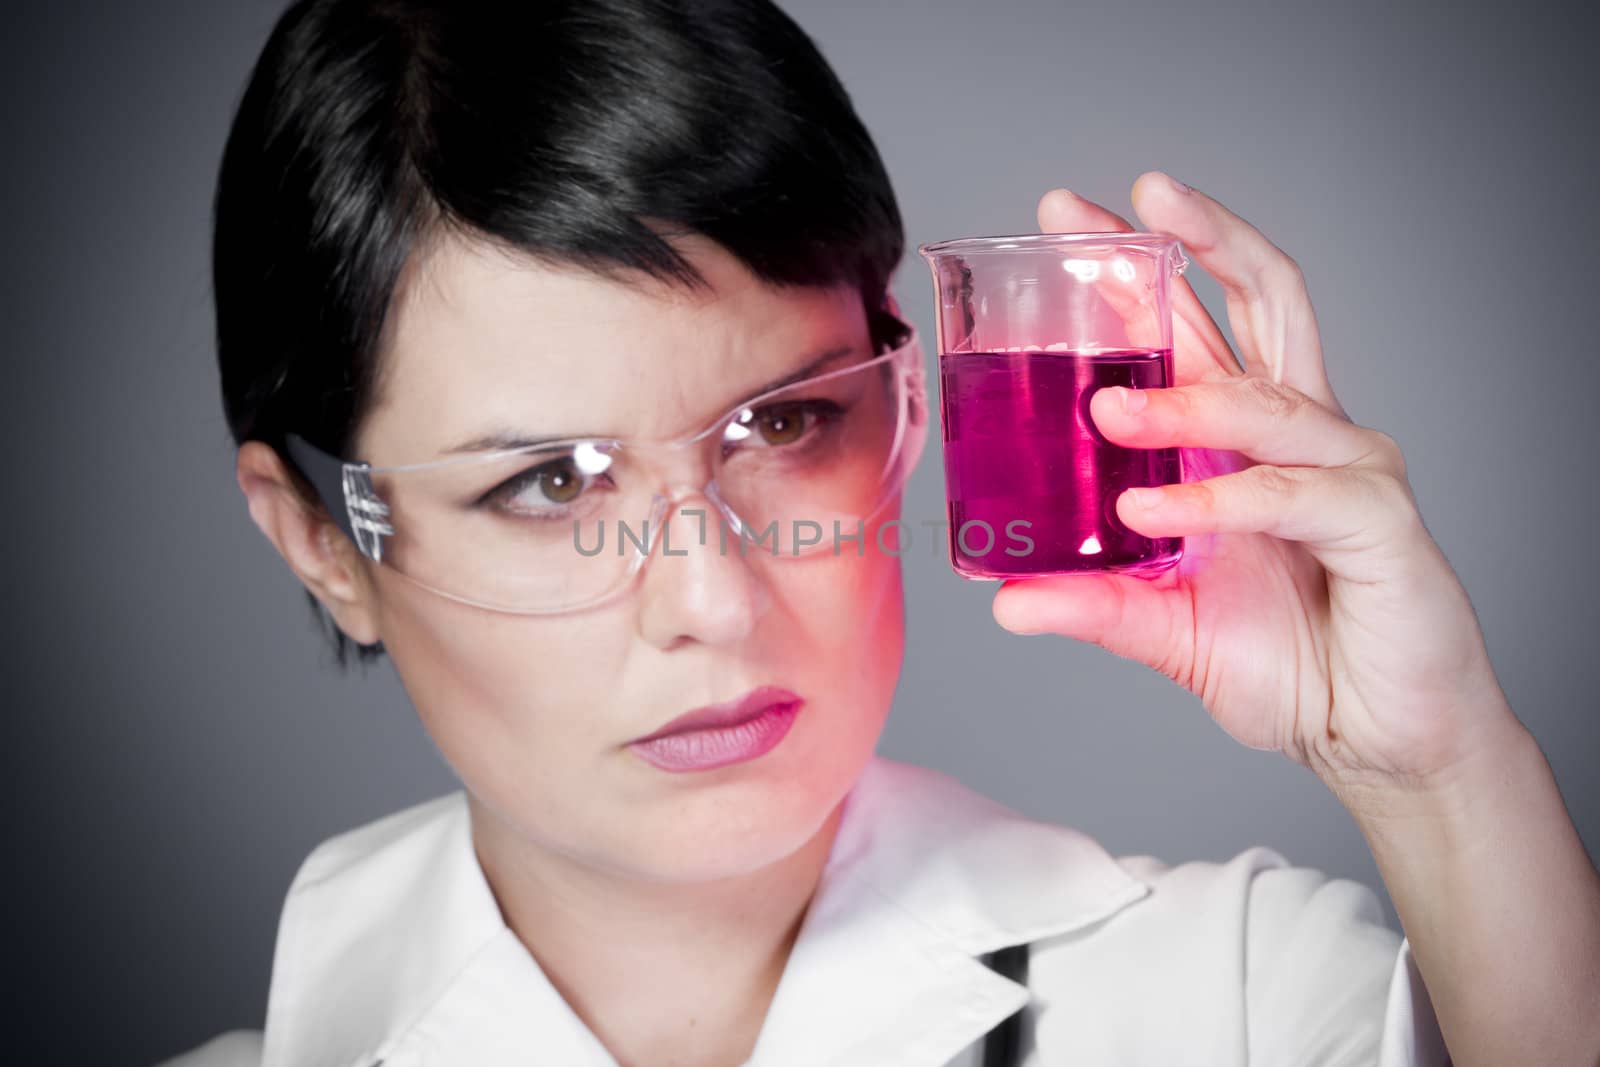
xmin=628 ymin=686 xmax=802 ymax=773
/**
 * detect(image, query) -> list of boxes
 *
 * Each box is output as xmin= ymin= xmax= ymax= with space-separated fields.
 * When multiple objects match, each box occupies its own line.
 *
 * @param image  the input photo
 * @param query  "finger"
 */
xmin=993 ymin=569 xmax=1195 ymax=686
xmin=1024 ymin=196 xmax=1154 ymax=353
xmin=1088 ymin=374 xmax=1402 ymax=474
xmin=1129 ymin=172 xmax=1346 ymax=417
xmin=1038 ymin=187 xmax=1242 ymax=384
xmin=1113 ymin=462 xmax=1424 ymax=582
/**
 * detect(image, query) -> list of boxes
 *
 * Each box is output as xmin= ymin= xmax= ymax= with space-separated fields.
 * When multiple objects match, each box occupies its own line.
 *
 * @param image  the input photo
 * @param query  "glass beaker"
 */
xmin=917 ymin=232 xmax=1189 ymax=580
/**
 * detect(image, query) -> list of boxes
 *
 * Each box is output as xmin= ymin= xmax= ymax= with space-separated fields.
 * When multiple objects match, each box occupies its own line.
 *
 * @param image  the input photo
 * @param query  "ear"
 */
xmin=235 ymin=440 xmax=382 ymax=646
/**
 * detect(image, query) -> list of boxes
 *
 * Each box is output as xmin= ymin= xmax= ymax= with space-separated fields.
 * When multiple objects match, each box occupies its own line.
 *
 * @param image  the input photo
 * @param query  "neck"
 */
xmin=467 ymin=794 xmax=847 ymax=1066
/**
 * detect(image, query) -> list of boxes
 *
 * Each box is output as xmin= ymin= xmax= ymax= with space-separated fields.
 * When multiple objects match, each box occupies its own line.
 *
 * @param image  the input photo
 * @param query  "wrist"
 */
xmin=1320 ymin=695 xmax=1531 ymax=832
xmin=1323 ymin=702 xmax=1600 ymax=1067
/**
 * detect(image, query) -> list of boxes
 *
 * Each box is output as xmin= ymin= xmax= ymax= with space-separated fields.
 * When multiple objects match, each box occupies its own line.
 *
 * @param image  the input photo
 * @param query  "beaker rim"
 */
xmin=917 ymin=231 xmax=1181 ymax=258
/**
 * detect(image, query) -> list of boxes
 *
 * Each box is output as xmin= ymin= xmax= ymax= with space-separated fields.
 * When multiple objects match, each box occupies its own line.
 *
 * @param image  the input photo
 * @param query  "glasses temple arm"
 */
xmin=284 ymin=433 xmax=360 ymax=548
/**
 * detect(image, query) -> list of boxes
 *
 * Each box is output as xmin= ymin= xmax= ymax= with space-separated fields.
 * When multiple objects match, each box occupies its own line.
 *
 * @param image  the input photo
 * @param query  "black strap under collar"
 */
xmin=979 ymin=942 xmax=1030 ymax=1067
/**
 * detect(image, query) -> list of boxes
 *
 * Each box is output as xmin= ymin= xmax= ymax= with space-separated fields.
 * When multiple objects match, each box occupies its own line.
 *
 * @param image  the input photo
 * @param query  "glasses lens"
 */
xmin=359 ymin=338 xmax=925 ymax=614
xmin=365 ymin=440 xmax=658 ymax=612
xmin=713 ymin=356 xmax=918 ymax=557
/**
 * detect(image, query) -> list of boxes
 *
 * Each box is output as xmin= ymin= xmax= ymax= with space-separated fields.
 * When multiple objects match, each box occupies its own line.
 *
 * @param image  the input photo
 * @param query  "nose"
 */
xmin=634 ymin=488 xmax=769 ymax=651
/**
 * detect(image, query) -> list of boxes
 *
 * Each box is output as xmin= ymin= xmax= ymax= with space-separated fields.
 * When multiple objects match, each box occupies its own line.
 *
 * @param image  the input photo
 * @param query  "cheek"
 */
xmin=762 ymin=507 xmax=908 ymax=742
xmin=776 ymin=505 xmax=908 ymax=659
xmin=373 ymin=575 xmax=626 ymax=809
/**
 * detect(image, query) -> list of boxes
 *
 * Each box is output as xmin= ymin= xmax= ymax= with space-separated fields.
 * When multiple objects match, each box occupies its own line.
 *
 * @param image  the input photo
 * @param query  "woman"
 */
xmin=162 ymin=0 xmax=1600 ymax=1064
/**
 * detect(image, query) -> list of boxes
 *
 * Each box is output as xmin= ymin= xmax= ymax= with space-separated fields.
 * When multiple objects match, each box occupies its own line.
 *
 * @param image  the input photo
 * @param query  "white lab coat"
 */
xmin=158 ymin=756 xmax=1451 ymax=1066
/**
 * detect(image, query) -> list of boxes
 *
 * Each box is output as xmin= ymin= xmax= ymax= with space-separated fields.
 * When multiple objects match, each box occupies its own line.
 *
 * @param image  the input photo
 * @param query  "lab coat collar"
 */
xmin=259 ymin=756 xmax=1153 ymax=1067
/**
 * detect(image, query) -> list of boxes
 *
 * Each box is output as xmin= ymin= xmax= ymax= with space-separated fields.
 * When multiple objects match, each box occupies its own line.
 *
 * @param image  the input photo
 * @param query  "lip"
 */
xmin=628 ymin=686 xmax=803 ymax=773
xmin=631 ymin=685 xmax=802 ymax=743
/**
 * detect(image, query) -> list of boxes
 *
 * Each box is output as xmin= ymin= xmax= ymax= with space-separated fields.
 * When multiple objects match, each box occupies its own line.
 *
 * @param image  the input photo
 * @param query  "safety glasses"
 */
xmin=284 ymin=306 xmax=927 ymax=615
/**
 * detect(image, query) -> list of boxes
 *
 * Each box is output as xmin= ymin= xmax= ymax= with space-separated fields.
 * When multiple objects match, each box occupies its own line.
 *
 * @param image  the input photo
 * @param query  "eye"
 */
xmin=754 ymin=401 xmax=810 ymax=445
xmin=730 ymin=399 xmax=842 ymax=452
xmin=530 ymin=457 xmax=584 ymax=503
xmin=481 ymin=449 xmax=613 ymax=516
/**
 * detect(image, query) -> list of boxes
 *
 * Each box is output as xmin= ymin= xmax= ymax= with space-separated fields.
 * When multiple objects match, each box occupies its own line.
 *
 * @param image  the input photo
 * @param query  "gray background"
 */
xmin=6 ymin=1 xmax=1596 ymax=1063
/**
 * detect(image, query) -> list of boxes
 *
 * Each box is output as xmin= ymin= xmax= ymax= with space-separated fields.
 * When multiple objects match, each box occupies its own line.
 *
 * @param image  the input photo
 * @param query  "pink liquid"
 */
xmin=938 ymin=349 xmax=1184 ymax=578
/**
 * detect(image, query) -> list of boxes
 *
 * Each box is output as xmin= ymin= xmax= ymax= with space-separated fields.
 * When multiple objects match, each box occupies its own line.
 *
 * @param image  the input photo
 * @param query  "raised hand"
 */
xmin=992 ymin=173 xmax=1512 ymax=796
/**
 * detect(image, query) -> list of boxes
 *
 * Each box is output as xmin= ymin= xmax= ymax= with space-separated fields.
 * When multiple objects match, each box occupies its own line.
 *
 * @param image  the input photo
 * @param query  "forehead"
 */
xmin=354 ymin=229 xmax=867 ymax=464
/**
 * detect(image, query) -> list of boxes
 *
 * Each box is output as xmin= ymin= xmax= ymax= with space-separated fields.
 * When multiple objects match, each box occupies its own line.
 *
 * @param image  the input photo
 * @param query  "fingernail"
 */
xmin=1167 ymin=174 xmax=1191 ymax=194
xmin=1119 ymin=386 xmax=1149 ymax=413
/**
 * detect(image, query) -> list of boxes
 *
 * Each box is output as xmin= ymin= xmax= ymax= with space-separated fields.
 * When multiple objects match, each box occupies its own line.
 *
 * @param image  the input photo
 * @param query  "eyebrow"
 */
xmin=441 ymin=342 xmax=860 ymax=455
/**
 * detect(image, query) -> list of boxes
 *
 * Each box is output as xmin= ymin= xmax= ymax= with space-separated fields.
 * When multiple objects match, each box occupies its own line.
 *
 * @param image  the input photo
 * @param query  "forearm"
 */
xmin=1329 ymin=707 xmax=1600 ymax=1067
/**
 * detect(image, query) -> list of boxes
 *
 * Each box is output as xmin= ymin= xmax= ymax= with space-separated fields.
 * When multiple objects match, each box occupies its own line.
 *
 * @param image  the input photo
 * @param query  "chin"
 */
xmin=607 ymin=808 xmax=816 ymax=885
xmin=620 ymin=745 xmax=866 ymax=882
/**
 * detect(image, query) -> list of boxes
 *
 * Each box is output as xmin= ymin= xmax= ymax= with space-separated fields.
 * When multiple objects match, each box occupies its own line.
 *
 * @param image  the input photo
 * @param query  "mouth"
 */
xmin=627 ymin=686 xmax=804 ymax=773
xmin=631 ymin=685 xmax=802 ymax=743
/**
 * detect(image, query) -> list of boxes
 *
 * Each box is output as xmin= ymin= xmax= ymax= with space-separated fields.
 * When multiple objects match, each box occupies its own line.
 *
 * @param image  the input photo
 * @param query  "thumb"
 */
xmin=992 ymin=571 xmax=1192 ymax=682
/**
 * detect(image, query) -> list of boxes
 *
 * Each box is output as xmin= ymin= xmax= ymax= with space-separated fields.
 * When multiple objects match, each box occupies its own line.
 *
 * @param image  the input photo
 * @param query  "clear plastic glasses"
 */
xmin=918 ymin=232 xmax=1189 ymax=579
xmin=283 ymin=306 xmax=928 ymax=615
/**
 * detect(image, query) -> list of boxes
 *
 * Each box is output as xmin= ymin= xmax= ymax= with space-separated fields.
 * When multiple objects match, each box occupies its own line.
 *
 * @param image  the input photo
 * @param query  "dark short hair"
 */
xmin=213 ymin=0 xmax=906 ymax=668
